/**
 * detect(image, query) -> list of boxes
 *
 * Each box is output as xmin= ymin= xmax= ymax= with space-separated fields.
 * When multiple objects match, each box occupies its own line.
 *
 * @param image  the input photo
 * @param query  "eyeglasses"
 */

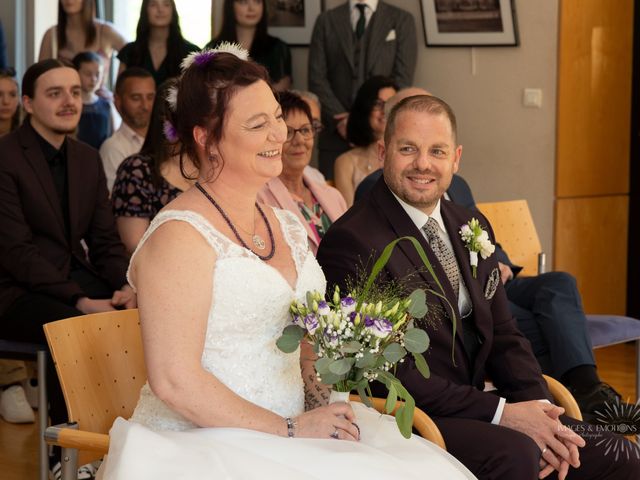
xmin=286 ymin=123 xmax=321 ymax=141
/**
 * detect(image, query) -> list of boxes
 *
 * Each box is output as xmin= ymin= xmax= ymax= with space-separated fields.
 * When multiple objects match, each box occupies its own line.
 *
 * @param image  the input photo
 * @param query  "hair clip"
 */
xmin=163 ymin=120 xmax=179 ymax=143
xmin=180 ymin=42 xmax=249 ymax=71
xmin=165 ymin=85 xmax=178 ymax=112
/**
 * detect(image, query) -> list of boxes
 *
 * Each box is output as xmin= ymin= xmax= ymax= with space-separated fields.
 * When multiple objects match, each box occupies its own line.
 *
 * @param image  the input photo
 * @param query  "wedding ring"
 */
xmin=352 ymin=422 xmax=360 ymax=438
xmin=330 ymin=428 xmax=340 ymax=439
xmin=541 ymin=447 xmax=548 ymax=456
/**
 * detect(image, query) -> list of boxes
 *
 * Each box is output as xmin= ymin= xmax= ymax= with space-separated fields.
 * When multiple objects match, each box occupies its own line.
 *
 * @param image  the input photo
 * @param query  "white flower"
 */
xmin=479 ymin=239 xmax=495 ymax=259
xmin=460 ymin=224 xmax=473 ymax=242
xmin=165 ymin=86 xmax=178 ymax=112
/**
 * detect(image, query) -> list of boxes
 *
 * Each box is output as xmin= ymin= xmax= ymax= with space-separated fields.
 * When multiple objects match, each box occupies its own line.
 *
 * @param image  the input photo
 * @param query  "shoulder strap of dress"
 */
xmin=273 ymin=207 xmax=310 ymax=268
xmin=51 ymin=26 xmax=58 ymax=58
xmin=126 ymin=209 xmax=227 ymax=291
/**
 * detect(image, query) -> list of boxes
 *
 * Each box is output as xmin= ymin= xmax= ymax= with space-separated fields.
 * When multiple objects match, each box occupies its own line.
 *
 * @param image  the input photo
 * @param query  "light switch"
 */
xmin=523 ymin=88 xmax=543 ymax=108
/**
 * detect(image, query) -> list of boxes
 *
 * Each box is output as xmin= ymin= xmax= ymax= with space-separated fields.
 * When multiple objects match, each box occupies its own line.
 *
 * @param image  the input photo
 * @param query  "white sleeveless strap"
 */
xmin=273 ymin=208 xmax=310 ymax=274
xmin=126 ymin=210 xmax=231 ymax=291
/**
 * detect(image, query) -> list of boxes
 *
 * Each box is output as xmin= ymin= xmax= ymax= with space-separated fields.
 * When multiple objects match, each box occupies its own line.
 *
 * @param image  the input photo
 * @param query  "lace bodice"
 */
xmin=128 ymin=208 xmax=326 ymax=431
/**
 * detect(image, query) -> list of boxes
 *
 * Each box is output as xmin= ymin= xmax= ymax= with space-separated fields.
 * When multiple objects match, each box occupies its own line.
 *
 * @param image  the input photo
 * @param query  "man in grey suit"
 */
xmin=308 ymin=0 xmax=417 ymax=179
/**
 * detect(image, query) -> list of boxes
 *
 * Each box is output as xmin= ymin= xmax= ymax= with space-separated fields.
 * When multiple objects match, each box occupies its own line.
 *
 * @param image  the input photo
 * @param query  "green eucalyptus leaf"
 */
xmin=394 ymin=404 xmax=413 ymax=439
xmin=412 ymin=352 xmax=431 ymax=379
xmin=407 ymin=289 xmax=428 ymax=319
xmin=328 ymin=357 xmax=355 ymax=376
xmin=340 ymin=340 xmax=362 ymax=354
xmin=275 ymin=325 xmax=305 ymax=353
xmin=356 ymin=383 xmax=372 ymax=408
xmin=314 ymin=356 xmax=332 ymax=374
xmin=318 ymin=371 xmax=343 ymax=385
xmin=385 ymin=384 xmax=397 ymax=414
xmin=383 ymin=343 xmax=406 ymax=364
xmin=404 ymin=328 xmax=430 ymax=353
xmin=355 ymin=351 xmax=375 ymax=368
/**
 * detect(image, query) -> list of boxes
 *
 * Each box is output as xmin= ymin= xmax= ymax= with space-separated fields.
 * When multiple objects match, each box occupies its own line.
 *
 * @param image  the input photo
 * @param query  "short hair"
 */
xmin=21 ymin=58 xmax=69 ymax=99
xmin=291 ymin=89 xmax=320 ymax=107
xmin=114 ymin=67 xmax=154 ymax=96
xmin=278 ymin=91 xmax=312 ymax=124
xmin=168 ymin=52 xmax=270 ymax=179
xmin=71 ymin=51 xmax=103 ymax=70
xmin=384 ymin=95 xmax=458 ymax=145
xmin=346 ymin=76 xmax=398 ymax=147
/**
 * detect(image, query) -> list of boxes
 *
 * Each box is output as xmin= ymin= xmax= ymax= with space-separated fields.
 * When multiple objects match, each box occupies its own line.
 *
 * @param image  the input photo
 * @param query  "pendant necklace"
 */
xmin=195 ymin=182 xmax=275 ymax=260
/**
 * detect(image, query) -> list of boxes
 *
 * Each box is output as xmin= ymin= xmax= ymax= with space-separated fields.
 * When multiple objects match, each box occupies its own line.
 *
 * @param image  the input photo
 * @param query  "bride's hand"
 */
xmin=295 ymin=402 xmax=360 ymax=441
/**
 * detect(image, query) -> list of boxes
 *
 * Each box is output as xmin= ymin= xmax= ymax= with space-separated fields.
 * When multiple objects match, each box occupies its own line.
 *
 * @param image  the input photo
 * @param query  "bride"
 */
xmin=100 ymin=45 xmax=476 ymax=479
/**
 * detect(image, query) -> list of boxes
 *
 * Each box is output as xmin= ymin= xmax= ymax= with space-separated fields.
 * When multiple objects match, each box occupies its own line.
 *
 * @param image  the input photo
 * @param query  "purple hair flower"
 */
xmin=162 ymin=120 xmax=179 ymax=143
xmin=304 ymin=314 xmax=319 ymax=335
xmin=340 ymin=296 xmax=356 ymax=315
xmin=194 ymin=50 xmax=217 ymax=66
xmin=366 ymin=317 xmax=393 ymax=338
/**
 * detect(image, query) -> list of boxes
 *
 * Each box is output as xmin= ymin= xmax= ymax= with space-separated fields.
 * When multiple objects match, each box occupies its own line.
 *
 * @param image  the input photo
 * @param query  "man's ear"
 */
xmin=377 ymin=140 xmax=386 ymax=166
xmin=22 ymin=95 xmax=33 ymax=115
xmin=452 ymin=144 xmax=463 ymax=173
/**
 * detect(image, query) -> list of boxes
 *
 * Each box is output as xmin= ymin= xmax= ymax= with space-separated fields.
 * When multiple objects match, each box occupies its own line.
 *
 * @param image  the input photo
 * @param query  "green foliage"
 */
xmin=275 ymin=325 xmax=305 ymax=353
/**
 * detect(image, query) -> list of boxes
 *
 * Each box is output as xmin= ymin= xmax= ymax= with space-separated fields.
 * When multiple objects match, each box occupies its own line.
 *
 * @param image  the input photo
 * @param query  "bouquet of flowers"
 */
xmin=277 ymin=237 xmax=455 ymax=438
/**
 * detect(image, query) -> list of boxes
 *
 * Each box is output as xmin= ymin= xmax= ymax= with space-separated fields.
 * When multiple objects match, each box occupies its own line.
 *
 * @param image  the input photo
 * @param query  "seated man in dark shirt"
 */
xmin=0 ymin=59 xmax=134 ymax=471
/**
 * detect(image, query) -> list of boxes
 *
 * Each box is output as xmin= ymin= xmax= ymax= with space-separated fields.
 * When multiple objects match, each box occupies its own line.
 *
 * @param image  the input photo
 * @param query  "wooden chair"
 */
xmin=477 ymin=199 xmax=640 ymax=401
xmin=43 ymin=309 xmax=146 ymax=479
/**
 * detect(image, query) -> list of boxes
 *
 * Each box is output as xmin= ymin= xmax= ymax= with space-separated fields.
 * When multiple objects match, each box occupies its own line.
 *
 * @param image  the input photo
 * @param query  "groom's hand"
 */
xmin=500 ymin=401 xmax=583 ymax=474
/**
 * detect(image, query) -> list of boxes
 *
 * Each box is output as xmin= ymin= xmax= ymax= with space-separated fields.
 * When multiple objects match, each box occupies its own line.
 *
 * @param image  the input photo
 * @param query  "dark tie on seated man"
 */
xmin=317 ymin=94 xmax=640 ymax=479
xmin=0 ymin=59 xmax=134 ymax=469
xmin=354 ymin=87 xmax=630 ymax=422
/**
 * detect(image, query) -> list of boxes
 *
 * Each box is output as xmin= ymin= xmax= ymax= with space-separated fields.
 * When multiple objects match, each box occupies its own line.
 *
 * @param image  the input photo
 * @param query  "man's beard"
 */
xmin=53 ymin=127 xmax=77 ymax=135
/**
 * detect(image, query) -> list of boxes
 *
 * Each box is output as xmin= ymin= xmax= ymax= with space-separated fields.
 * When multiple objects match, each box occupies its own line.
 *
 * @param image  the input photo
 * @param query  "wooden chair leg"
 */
xmin=37 ymin=350 xmax=49 ymax=480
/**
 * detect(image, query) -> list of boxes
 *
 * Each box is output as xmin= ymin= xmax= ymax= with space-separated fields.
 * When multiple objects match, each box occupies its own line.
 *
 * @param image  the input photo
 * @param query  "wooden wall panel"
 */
xmin=554 ymin=196 xmax=628 ymax=314
xmin=556 ymin=0 xmax=633 ymax=198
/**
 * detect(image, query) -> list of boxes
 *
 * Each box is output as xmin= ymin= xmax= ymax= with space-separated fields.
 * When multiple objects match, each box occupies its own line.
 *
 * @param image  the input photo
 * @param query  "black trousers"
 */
xmin=435 ymin=414 xmax=640 ymax=479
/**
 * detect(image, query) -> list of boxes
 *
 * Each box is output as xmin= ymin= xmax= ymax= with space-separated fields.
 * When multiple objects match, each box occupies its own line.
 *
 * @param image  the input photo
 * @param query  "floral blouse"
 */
xmin=112 ymin=154 xmax=182 ymax=219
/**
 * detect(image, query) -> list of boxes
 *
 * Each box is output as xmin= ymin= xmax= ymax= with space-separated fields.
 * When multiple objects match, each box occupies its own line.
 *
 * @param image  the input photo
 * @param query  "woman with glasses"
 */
xmin=333 ymin=76 xmax=398 ymax=207
xmin=258 ymin=91 xmax=346 ymax=255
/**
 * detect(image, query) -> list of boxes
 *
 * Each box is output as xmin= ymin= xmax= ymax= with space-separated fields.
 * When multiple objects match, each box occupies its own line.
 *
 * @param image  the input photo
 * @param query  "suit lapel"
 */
xmin=329 ymin=3 xmax=355 ymax=73
xmin=365 ymin=2 xmax=391 ymax=75
xmin=66 ymin=140 xmax=81 ymax=244
xmin=371 ymin=180 xmax=463 ymax=343
xmin=19 ymin=127 xmax=66 ymax=235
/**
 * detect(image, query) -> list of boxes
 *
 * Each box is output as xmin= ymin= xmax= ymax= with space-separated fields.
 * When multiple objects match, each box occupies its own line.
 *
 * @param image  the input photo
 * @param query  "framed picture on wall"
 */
xmin=267 ymin=0 xmax=323 ymax=46
xmin=420 ymin=0 xmax=519 ymax=46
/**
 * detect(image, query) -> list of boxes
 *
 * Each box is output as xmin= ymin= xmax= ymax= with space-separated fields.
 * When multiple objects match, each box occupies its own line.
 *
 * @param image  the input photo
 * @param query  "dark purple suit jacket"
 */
xmin=0 ymin=123 xmax=129 ymax=315
xmin=317 ymin=177 xmax=550 ymax=421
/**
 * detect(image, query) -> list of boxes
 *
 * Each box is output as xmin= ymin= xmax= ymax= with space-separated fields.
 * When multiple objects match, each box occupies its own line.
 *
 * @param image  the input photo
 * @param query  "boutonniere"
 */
xmin=459 ymin=218 xmax=495 ymax=278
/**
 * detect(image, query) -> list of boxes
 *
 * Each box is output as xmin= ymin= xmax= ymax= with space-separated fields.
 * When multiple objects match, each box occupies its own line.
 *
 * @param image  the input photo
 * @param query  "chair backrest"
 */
xmin=476 ymin=199 xmax=542 ymax=277
xmin=43 ymin=309 xmax=147 ymax=463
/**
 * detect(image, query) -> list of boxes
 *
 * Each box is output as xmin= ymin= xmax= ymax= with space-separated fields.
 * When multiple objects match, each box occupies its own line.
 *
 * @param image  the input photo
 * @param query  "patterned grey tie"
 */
xmin=423 ymin=217 xmax=460 ymax=299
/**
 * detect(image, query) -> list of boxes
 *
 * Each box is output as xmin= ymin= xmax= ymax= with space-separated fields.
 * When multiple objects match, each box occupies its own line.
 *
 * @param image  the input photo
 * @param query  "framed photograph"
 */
xmin=267 ymin=0 xmax=323 ymax=46
xmin=420 ymin=0 xmax=519 ymax=47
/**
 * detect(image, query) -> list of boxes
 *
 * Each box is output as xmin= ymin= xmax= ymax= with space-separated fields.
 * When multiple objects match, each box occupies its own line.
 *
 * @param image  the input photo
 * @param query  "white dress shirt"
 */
xmin=99 ymin=122 xmax=145 ymax=192
xmin=349 ymin=0 xmax=378 ymax=31
xmin=391 ymin=193 xmax=507 ymax=424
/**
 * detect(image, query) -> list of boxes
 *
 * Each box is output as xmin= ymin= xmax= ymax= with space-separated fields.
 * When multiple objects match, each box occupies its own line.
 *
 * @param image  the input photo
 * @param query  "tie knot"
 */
xmin=423 ymin=217 xmax=440 ymax=239
xmin=356 ymin=3 xmax=367 ymax=14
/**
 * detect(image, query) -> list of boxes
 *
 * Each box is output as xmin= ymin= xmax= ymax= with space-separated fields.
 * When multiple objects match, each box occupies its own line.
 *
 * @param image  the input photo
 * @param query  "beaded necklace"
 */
xmin=195 ymin=182 xmax=275 ymax=261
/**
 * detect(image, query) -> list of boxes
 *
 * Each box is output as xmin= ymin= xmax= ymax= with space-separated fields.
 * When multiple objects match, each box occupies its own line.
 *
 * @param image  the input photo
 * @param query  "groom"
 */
xmin=316 ymin=95 xmax=639 ymax=479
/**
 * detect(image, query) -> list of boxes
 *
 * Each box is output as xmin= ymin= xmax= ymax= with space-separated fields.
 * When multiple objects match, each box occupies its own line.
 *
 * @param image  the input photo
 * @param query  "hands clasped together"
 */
xmin=501 ymin=401 xmax=585 ymax=480
xmin=293 ymin=402 xmax=360 ymax=441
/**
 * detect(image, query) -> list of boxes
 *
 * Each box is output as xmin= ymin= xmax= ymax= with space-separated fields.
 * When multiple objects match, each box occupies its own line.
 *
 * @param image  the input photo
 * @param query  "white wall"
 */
xmin=291 ymin=0 xmax=558 ymax=260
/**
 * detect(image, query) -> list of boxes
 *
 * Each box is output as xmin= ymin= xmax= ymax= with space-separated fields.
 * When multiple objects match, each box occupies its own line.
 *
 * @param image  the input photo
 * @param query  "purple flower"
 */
xmin=193 ymin=50 xmax=217 ymax=67
xmin=348 ymin=311 xmax=358 ymax=323
xmin=162 ymin=120 xmax=178 ymax=143
xmin=304 ymin=314 xmax=319 ymax=335
xmin=317 ymin=300 xmax=330 ymax=316
xmin=324 ymin=328 xmax=339 ymax=347
xmin=366 ymin=317 xmax=393 ymax=338
xmin=340 ymin=296 xmax=356 ymax=315
xmin=292 ymin=315 xmax=305 ymax=328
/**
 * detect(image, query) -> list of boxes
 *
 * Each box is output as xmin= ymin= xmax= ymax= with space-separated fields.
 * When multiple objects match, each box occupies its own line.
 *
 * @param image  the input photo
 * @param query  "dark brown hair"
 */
xmin=170 ymin=52 xmax=269 ymax=179
xmin=0 ymin=68 xmax=21 ymax=132
xmin=21 ymin=59 xmax=69 ymax=99
xmin=278 ymin=90 xmax=312 ymax=124
xmin=57 ymin=0 xmax=97 ymax=50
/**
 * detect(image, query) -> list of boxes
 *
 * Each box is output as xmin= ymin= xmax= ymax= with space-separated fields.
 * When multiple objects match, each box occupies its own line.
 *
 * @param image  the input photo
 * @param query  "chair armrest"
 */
xmin=349 ymin=394 xmax=447 ymax=450
xmin=537 ymin=253 xmax=547 ymax=274
xmin=45 ymin=424 xmax=110 ymax=454
xmin=543 ymin=374 xmax=583 ymax=421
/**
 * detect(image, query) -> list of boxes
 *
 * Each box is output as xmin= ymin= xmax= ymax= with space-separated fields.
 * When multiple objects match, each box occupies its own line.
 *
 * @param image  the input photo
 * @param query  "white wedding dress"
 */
xmin=100 ymin=209 xmax=476 ymax=479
